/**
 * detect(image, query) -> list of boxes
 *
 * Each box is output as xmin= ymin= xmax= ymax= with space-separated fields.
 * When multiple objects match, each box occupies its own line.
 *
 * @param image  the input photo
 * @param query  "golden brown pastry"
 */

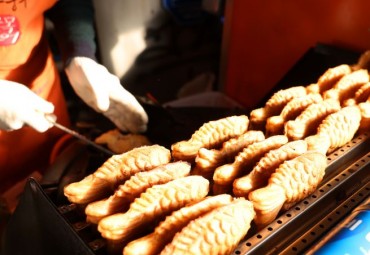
xmin=284 ymin=99 xmax=341 ymax=140
xmin=305 ymin=83 xmax=319 ymax=94
xmin=233 ymin=140 xmax=307 ymax=197
xmin=213 ymin=135 xmax=288 ymax=185
xmin=97 ymin=176 xmax=209 ymax=242
xmin=358 ymin=102 xmax=370 ymax=133
xmin=171 ymin=115 xmax=249 ymax=161
xmin=323 ymin=69 xmax=369 ymax=103
xmin=249 ymin=86 xmax=307 ymax=130
xmin=343 ymin=82 xmax=370 ymax=106
xmin=265 ymin=93 xmax=323 ymax=136
xmin=353 ymin=50 xmax=370 ymax=71
xmin=64 ymin=145 xmax=171 ymax=204
xmin=194 ymin=130 xmax=265 ymax=174
xmin=249 ymin=151 xmax=327 ymax=228
xmin=95 ymin=129 xmax=151 ymax=154
xmin=160 ymin=198 xmax=255 ymax=255
xmin=305 ymin=105 xmax=361 ymax=154
xmin=85 ymin=161 xmax=191 ymax=224
xmin=249 ymin=107 xmax=269 ymax=131
xmin=306 ymin=64 xmax=352 ymax=94
xmin=304 ymin=135 xmax=331 ymax=156
xmin=123 ymin=194 xmax=233 ymax=255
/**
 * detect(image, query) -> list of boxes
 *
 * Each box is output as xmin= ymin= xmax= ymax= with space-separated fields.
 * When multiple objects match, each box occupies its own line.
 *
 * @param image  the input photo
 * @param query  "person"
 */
xmin=0 ymin=0 xmax=148 ymax=208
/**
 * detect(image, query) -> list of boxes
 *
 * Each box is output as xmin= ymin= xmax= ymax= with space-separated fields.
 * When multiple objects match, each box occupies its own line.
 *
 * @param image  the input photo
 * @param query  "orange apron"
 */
xmin=0 ymin=0 xmax=70 ymax=193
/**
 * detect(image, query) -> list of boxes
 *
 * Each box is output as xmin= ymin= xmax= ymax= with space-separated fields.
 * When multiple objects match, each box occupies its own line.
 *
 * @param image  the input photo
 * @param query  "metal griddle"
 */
xmin=2 ymin=133 xmax=369 ymax=255
xmin=2 ymin=44 xmax=368 ymax=255
xmin=232 ymin=133 xmax=370 ymax=255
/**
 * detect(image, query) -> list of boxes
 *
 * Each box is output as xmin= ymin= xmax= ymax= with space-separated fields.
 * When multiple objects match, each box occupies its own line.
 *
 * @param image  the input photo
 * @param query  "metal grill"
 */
xmin=232 ymin=133 xmax=370 ymax=255
xmin=53 ymin=133 xmax=370 ymax=255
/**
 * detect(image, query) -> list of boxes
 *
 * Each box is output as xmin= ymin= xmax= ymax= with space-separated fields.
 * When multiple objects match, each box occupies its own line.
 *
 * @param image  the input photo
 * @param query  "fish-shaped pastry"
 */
xmin=250 ymin=86 xmax=307 ymax=130
xmin=213 ymin=135 xmax=288 ymax=185
xmin=94 ymin=129 xmax=151 ymax=154
xmin=85 ymin=161 xmax=191 ymax=224
xmin=171 ymin=115 xmax=249 ymax=161
xmin=64 ymin=145 xmax=171 ymax=204
xmin=284 ymin=99 xmax=341 ymax=141
xmin=233 ymin=140 xmax=307 ymax=197
xmin=194 ymin=130 xmax=265 ymax=174
xmin=305 ymin=105 xmax=361 ymax=154
xmin=343 ymin=82 xmax=370 ymax=106
xmin=160 ymin=198 xmax=255 ymax=255
xmin=97 ymin=176 xmax=209 ymax=242
xmin=323 ymin=69 xmax=369 ymax=103
xmin=249 ymin=151 xmax=327 ymax=228
xmin=353 ymin=50 xmax=370 ymax=71
xmin=306 ymin=64 xmax=352 ymax=94
xmin=123 ymin=194 xmax=233 ymax=255
xmin=265 ymin=94 xmax=322 ymax=136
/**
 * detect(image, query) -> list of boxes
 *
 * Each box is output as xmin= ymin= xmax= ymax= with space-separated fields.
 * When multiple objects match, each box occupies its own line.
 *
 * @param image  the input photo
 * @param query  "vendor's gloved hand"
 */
xmin=0 ymin=80 xmax=54 ymax=132
xmin=65 ymin=57 xmax=148 ymax=133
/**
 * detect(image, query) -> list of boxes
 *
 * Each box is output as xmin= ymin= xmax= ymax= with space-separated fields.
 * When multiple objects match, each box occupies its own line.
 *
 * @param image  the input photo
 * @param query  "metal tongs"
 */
xmin=45 ymin=113 xmax=114 ymax=156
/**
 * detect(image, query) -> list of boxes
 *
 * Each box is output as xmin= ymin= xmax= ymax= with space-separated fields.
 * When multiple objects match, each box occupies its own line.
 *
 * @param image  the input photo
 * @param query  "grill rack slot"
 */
xmin=282 ymin=183 xmax=370 ymax=254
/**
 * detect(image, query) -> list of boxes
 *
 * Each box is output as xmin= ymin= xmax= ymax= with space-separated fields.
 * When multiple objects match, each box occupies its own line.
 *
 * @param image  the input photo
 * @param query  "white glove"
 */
xmin=65 ymin=57 xmax=148 ymax=133
xmin=0 ymin=80 xmax=54 ymax=132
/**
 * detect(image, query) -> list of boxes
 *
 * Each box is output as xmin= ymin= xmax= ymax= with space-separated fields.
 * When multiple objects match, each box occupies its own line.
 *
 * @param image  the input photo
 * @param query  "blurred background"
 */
xmin=92 ymin=0 xmax=369 ymax=108
xmin=48 ymin=0 xmax=370 ymax=114
xmin=82 ymin=0 xmax=224 ymax=104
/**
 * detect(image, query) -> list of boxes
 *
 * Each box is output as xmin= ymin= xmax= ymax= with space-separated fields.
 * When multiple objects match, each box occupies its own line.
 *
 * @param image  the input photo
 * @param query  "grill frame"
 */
xmin=232 ymin=133 xmax=370 ymax=255
xmin=3 ymin=134 xmax=369 ymax=255
xmin=54 ymin=133 xmax=370 ymax=255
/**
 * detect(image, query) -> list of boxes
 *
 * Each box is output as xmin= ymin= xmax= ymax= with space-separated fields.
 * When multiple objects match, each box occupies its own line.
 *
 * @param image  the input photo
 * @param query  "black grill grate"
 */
xmin=232 ymin=133 xmax=370 ymax=255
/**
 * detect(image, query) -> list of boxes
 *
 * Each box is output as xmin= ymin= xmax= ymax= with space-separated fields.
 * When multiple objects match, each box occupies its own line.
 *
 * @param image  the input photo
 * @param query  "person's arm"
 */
xmin=45 ymin=0 xmax=97 ymax=66
xmin=46 ymin=0 xmax=148 ymax=133
xmin=0 ymin=81 xmax=54 ymax=132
